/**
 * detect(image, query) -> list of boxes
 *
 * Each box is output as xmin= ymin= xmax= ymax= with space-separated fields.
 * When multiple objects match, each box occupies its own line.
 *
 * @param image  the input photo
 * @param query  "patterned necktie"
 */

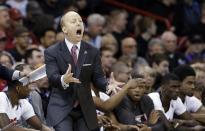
xmin=71 ymin=45 xmax=78 ymax=65
xmin=71 ymin=45 xmax=79 ymax=108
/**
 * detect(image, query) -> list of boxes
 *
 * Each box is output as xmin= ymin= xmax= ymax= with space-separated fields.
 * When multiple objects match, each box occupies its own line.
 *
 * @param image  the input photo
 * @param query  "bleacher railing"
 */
xmin=104 ymin=0 xmax=172 ymax=30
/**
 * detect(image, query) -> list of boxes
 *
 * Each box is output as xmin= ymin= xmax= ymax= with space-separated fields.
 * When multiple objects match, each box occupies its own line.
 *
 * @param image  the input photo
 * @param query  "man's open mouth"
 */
xmin=76 ymin=29 xmax=82 ymax=35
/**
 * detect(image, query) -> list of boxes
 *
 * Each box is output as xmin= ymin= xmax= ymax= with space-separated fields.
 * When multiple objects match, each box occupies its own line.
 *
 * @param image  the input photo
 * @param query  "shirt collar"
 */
xmin=65 ymin=38 xmax=81 ymax=52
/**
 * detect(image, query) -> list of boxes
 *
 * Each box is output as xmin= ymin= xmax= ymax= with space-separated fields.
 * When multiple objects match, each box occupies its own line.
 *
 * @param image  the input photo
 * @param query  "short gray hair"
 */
xmin=87 ymin=13 xmax=105 ymax=26
xmin=148 ymin=38 xmax=164 ymax=48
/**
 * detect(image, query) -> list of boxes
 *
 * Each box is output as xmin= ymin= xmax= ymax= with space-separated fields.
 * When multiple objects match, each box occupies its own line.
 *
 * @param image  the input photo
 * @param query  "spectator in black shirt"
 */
xmin=161 ymin=31 xmax=187 ymax=71
xmin=136 ymin=17 xmax=157 ymax=58
xmin=8 ymin=26 xmax=30 ymax=62
xmin=114 ymin=78 xmax=166 ymax=131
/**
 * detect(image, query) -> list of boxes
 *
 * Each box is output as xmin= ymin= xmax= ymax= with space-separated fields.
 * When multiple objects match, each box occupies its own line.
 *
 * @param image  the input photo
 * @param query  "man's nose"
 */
xmin=190 ymin=84 xmax=195 ymax=89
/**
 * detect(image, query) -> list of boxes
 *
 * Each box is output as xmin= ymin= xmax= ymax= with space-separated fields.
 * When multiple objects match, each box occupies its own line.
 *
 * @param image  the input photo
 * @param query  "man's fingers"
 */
xmin=106 ymin=89 xmax=111 ymax=94
xmin=115 ymin=81 xmax=125 ymax=86
xmin=72 ymin=78 xmax=81 ymax=83
xmin=116 ymin=86 xmax=122 ymax=91
xmin=110 ymin=72 xmax=114 ymax=81
xmin=66 ymin=64 xmax=72 ymax=74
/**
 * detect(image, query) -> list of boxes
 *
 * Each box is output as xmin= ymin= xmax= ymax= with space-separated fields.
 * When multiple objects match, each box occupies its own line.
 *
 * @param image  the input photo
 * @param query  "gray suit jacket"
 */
xmin=44 ymin=41 xmax=107 ymax=130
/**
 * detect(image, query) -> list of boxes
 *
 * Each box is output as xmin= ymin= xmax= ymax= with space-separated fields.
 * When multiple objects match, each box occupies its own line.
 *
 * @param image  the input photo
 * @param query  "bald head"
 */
xmin=60 ymin=11 xmax=84 ymax=44
xmin=161 ymin=31 xmax=177 ymax=41
xmin=121 ymin=37 xmax=137 ymax=56
xmin=161 ymin=31 xmax=177 ymax=53
xmin=60 ymin=11 xmax=80 ymax=29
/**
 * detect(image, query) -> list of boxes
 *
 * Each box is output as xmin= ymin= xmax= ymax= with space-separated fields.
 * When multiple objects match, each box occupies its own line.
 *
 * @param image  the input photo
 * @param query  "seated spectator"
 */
xmin=9 ymin=8 xmax=24 ymax=28
xmin=111 ymin=62 xmax=131 ymax=83
xmin=29 ymin=76 xmax=50 ymax=125
xmin=25 ymin=48 xmax=44 ymax=69
xmin=8 ymin=26 xmax=31 ymax=62
xmin=0 ymin=51 xmax=15 ymax=91
xmin=0 ymin=51 xmax=15 ymax=69
xmin=6 ymin=0 xmax=28 ymax=17
xmin=132 ymin=66 xmax=156 ymax=94
xmin=0 ymin=30 xmax=7 ymax=52
xmin=114 ymin=77 xmax=166 ymax=131
xmin=56 ymin=32 xmax=64 ymax=43
xmin=109 ymin=9 xmax=128 ymax=58
xmin=87 ymin=13 xmax=105 ymax=49
xmin=136 ymin=17 xmax=157 ymax=58
xmin=147 ymin=38 xmax=165 ymax=65
xmin=0 ymin=80 xmax=52 ymax=131
xmin=39 ymin=28 xmax=56 ymax=52
xmin=119 ymin=37 xmax=148 ymax=70
xmin=100 ymin=47 xmax=116 ymax=78
xmin=173 ymin=65 xmax=205 ymax=124
xmin=151 ymin=53 xmax=169 ymax=91
xmin=92 ymin=78 xmax=149 ymax=130
xmin=161 ymin=31 xmax=187 ymax=71
xmin=101 ymin=33 xmax=118 ymax=57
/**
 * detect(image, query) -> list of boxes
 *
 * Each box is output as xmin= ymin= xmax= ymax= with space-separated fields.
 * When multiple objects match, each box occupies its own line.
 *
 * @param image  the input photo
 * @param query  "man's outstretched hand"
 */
xmin=63 ymin=64 xmax=81 ymax=84
xmin=106 ymin=72 xmax=125 ymax=95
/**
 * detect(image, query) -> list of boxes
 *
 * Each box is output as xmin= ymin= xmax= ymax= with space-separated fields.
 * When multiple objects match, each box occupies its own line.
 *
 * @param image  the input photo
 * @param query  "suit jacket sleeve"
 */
xmin=92 ymin=50 xmax=108 ymax=93
xmin=44 ymin=49 xmax=63 ymax=89
xmin=0 ymin=64 xmax=14 ymax=81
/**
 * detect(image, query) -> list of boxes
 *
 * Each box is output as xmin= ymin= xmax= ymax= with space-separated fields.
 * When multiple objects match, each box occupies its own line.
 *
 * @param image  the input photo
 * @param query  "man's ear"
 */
xmin=40 ymin=37 xmax=44 ymax=44
xmin=62 ymin=26 xmax=67 ymax=34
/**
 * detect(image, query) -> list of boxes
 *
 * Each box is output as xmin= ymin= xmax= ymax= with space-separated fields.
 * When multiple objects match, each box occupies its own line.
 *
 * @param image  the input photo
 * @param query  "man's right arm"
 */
xmin=0 ymin=113 xmax=37 ymax=131
xmin=44 ymin=49 xmax=64 ymax=89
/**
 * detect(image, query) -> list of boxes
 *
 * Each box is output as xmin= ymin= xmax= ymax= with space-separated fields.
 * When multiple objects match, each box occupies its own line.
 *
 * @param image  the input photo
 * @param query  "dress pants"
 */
xmin=54 ymin=106 xmax=99 ymax=131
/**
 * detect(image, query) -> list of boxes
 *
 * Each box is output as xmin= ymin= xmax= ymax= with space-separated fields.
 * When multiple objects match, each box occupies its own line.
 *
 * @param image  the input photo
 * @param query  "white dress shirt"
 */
xmin=61 ymin=39 xmax=81 ymax=89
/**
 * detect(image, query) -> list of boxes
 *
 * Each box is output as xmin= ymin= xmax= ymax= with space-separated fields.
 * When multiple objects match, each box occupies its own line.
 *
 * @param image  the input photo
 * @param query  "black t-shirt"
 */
xmin=136 ymin=35 xmax=149 ymax=58
xmin=8 ymin=48 xmax=24 ymax=62
xmin=114 ymin=95 xmax=154 ymax=125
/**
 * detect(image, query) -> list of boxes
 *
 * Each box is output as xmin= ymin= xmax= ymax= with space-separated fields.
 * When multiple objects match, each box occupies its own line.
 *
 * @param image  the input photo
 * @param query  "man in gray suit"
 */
xmin=44 ymin=11 xmax=110 ymax=131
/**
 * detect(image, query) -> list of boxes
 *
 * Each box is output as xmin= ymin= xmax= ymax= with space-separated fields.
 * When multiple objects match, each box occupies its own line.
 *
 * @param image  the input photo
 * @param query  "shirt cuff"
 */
xmin=12 ymin=70 xmax=20 ymax=80
xmin=61 ymin=75 xmax=69 ymax=89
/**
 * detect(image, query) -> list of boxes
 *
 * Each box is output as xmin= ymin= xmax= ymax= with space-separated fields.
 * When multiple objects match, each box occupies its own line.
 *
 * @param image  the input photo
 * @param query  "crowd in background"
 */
xmin=0 ymin=0 xmax=205 ymax=130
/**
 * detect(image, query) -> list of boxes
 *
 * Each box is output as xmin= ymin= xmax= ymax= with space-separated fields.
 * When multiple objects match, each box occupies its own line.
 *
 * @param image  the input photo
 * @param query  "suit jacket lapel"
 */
xmin=59 ymin=41 xmax=75 ymax=71
xmin=76 ymin=41 xmax=87 ymax=78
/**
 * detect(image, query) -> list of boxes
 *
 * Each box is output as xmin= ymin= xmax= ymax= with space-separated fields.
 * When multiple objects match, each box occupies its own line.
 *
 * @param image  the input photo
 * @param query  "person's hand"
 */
xmin=63 ymin=64 xmax=81 ymax=84
xmin=125 ymin=78 xmax=142 ymax=89
xmin=191 ymin=125 xmax=205 ymax=131
xmin=24 ymin=128 xmax=40 ymax=131
xmin=97 ymin=115 xmax=112 ymax=126
xmin=180 ymin=120 xmax=200 ymax=127
xmin=104 ymin=124 xmax=120 ymax=131
xmin=138 ymin=124 xmax=151 ymax=131
xmin=97 ymin=115 xmax=120 ymax=131
xmin=106 ymin=72 xmax=125 ymax=94
xmin=127 ymin=125 xmax=140 ymax=131
xmin=171 ymin=119 xmax=186 ymax=129
xmin=41 ymin=124 xmax=55 ymax=131
xmin=148 ymin=110 xmax=160 ymax=125
xmin=19 ymin=70 xmax=30 ymax=78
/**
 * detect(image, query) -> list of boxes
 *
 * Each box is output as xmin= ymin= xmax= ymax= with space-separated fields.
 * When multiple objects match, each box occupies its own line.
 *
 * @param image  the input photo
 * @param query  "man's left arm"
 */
xmin=26 ymin=116 xmax=53 ymax=131
xmin=187 ymin=96 xmax=205 ymax=124
xmin=92 ymin=51 xmax=108 ymax=92
xmin=191 ymin=106 xmax=205 ymax=124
